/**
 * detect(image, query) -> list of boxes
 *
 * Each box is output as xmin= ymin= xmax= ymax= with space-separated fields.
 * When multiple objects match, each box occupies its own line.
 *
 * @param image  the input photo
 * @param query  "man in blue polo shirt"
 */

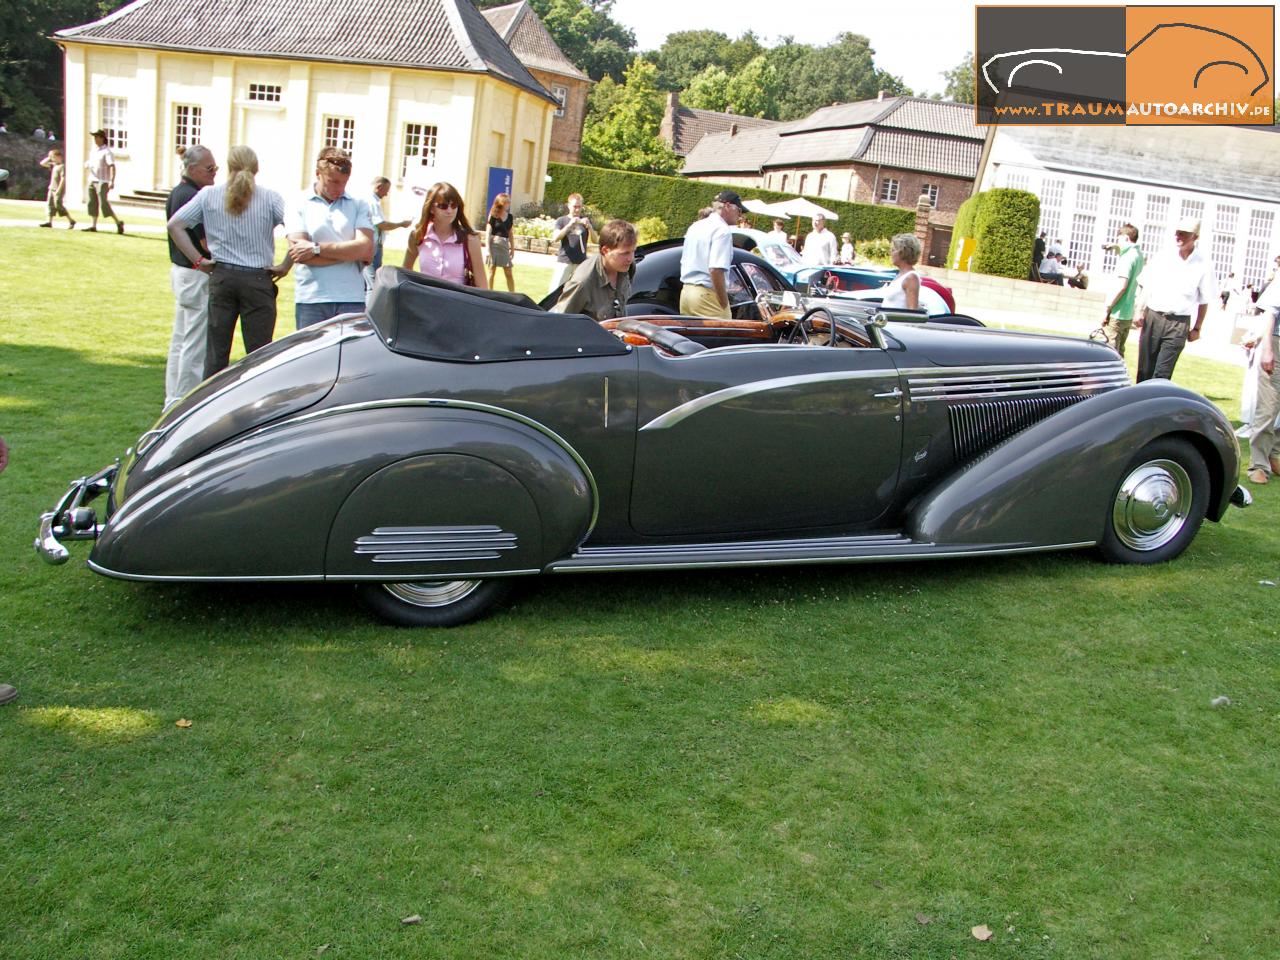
xmin=285 ymin=146 xmax=374 ymax=329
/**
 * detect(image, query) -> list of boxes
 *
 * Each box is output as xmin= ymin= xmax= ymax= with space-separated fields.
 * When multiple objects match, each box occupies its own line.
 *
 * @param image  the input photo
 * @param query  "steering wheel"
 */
xmin=615 ymin=319 xmax=706 ymax=356
xmin=785 ymin=306 xmax=838 ymax=346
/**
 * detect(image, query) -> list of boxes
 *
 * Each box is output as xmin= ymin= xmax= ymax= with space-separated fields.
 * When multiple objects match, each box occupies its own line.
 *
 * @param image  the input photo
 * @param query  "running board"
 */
xmin=548 ymin=534 xmax=1096 ymax=572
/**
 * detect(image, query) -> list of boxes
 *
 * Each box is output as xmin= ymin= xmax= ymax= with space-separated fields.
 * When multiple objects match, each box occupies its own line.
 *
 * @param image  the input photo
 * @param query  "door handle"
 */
xmin=873 ymin=387 xmax=903 ymax=399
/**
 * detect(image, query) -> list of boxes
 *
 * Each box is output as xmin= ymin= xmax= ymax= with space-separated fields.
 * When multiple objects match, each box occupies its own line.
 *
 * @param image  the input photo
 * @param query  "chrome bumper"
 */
xmin=1230 ymin=485 xmax=1252 ymax=508
xmin=35 ymin=464 xmax=117 ymax=565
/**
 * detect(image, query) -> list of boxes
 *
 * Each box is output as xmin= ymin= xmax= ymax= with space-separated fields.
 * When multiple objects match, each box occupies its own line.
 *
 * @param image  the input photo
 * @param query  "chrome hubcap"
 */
xmin=383 ymin=580 xmax=480 ymax=607
xmin=1112 ymin=458 xmax=1192 ymax=551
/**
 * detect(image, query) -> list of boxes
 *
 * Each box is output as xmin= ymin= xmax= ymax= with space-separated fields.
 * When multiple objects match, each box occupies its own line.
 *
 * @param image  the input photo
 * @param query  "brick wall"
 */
xmin=847 ymin=164 xmax=973 ymax=222
xmin=532 ymin=69 xmax=589 ymax=165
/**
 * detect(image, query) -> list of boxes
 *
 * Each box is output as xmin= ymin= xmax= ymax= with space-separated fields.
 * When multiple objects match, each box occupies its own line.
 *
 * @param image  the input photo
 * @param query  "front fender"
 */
xmin=906 ymin=380 xmax=1238 ymax=549
xmin=89 ymin=404 xmax=595 ymax=581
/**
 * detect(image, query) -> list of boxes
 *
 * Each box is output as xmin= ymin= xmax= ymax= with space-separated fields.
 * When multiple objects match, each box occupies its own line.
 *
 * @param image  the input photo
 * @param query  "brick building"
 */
xmin=481 ymin=1 xmax=589 ymax=164
xmin=680 ymin=95 xmax=983 ymax=262
xmin=658 ymin=92 xmax=782 ymax=158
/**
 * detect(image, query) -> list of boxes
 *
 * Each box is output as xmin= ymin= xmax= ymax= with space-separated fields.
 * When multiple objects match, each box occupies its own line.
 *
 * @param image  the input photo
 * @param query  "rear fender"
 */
xmin=90 ymin=403 xmax=594 ymax=580
xmin=906 ymin=381 xmax=1238 ymax=548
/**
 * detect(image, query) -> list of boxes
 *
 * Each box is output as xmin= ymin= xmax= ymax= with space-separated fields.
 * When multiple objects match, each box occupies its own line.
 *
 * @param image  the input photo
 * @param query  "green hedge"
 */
xmin=945 ymin=189 xmax=1040 ymax=278
xmin=971 ymin=189 xmax=1041 ymax=279
xmin=546 ymin=162 xmax=914 ymax=241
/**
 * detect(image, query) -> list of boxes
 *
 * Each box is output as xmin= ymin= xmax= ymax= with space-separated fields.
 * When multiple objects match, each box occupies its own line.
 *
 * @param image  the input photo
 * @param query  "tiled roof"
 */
xmin=992 ymin=124 xmax=1280 ymax=205
xmin=668 ymin=106 xmax=782 ymax=156
xmin=680 ymin=123 xmax=790 ymax=174
xmin=54 ymin=0 xmax=556 ymax=103
xmin=481 ymin=1 xmax=587 ymax=81
xmin=878 ymin=98 xmax=982 ymax=139
xmin=679 ymin=94 xmax=983 ymax=180
xmin=765 ymin=128 xmax=873 ymax=167
xmin=860 ymin=130 xmax=983 ymax=178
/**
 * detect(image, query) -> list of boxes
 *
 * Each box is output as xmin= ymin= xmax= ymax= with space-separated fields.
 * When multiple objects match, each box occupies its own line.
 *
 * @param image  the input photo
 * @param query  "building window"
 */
xmin=817 ymin=173 xmax=827 ymax=196
xmin=1005 ymin=171 xmax=1030 ymax=190
xmin=174 ymin=104 xmax=202 ymax=152
xmin=1210 ymin=203 xmax=1239 ymax=281
xmin=1038 ymin=177 xmax=1065 ymax=242
xmin=879 ymin=177 xmax=900 ymax=203
xmin=1067 ymin=183 xmax=1101 ymax=270
xmin=1243 ymin=209 xmax=1276 ymax=287
xmin=1180 ymin=198 xmax=1205 ymax=226
xmin=1142 ymin=194 xmax=1170 ymax=258
xmin=248 ymin=83 xmax=282 ymax=103
xmin=798 ymin=173 xmax=808 ymax=195
xmin=323 ymin=116 xmax=355 ymax=153
xmin=780 ymin=174 xmax=788 ymax=192
xmin=552 ymin=85 xmax=567 ymax=119
xmin=99 ymin=97 xmax=128 ymax=150
xmin=400 ymin=123 xmax=439 ymax=179
xmin=921 ymin=183 xmax=939 ymax=207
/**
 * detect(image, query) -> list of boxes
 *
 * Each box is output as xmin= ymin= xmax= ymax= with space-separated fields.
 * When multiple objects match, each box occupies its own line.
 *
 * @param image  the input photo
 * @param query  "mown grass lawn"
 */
xmin=1 ymin=205 xmax=1278 ymax=959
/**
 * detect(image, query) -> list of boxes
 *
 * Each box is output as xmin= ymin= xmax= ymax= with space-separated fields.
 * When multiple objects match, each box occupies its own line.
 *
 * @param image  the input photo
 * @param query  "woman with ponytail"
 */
xmin=167 ymin=144 xmax=292 ymax=379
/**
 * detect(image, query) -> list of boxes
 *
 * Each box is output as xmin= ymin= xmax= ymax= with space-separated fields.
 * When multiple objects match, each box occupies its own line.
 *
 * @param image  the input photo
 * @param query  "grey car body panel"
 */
xmin=43 ymin=266 xmax=1243 ymax=589
xmin=907 ymin=380 xmax=1239 ymax=547
xmin=93 ymin=405 xmax=594 ymax=580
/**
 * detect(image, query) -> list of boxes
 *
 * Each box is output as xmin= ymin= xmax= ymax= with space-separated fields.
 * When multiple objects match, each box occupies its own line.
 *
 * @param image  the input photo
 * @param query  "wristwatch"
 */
xmin=311 ymin=242 xmax=321 ymax=258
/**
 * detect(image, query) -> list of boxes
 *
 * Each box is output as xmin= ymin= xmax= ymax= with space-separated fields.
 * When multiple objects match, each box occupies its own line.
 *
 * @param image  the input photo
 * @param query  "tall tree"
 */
xmin=724 ymin=55 xmax=780 ymax=119
xmin=0 ymin=0 xmax=124 ymax=131
xmin=579 ymin=58 xmax=681 ymax=175
xmin=683 ymin=65 xmax=731 ymax=112
xmin=941 ymin=52 xmax=975 ymax=104
xmin=768 ymin=33 xmax=911 ymax=120
xmin=648 ymin=30 xmax=731 ymax=91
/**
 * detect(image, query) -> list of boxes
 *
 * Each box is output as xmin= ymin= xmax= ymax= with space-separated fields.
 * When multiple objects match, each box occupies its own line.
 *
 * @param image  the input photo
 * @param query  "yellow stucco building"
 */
xmin=54 ymin=0 xmax=559 ymax=216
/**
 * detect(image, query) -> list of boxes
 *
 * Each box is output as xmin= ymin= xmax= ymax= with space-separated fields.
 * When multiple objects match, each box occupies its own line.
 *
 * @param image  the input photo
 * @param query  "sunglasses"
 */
xmin=1174 ymin=231 xmax=1194 ymax=240
xmin=321 ymin=159 xmax=352 ymax=174
xmin=434 ymin=199 xmax=459 ymax=209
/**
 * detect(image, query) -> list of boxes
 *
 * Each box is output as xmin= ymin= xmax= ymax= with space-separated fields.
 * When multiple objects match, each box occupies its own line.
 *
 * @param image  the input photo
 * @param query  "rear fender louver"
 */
xmin=354 ymin=526 xmax=517 ymax=563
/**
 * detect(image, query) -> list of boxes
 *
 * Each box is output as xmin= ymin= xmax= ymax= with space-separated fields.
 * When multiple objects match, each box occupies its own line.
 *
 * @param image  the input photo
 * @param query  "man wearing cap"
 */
xmin=1133 ymin=217 xmax=1217 ymax=382
xmin=285 ymin=146 xmax=374 ymax=329
xmin=680 ymin=190 xmax=741 ymax=319
xmin=84 ymin=129 xmax=124 ymax=234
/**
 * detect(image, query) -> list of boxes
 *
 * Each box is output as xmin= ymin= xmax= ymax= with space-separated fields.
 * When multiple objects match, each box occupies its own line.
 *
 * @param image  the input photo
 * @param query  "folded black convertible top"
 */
xmin=367 ymin=267 xmax=629 ymax=363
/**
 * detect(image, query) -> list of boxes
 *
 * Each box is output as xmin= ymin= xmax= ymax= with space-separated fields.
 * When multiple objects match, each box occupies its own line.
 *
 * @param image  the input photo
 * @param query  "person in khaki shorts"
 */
xmin=679 ymin=189 xmax=742 ymax=319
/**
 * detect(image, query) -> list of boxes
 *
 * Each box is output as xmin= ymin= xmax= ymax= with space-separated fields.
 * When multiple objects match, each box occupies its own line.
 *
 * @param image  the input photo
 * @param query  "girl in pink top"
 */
xmin=403 ymin=181 xmax=487 ymax=288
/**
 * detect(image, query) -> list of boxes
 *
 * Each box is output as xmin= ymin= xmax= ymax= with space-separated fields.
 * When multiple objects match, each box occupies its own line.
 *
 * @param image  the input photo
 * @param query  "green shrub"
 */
xmin=634 ymin=216 xmax=669 ymax=244
xmin=546 ymin=162 xmax=913 ymax=241
xmin=946 ymin=194 xmax=982 ymax=268
xmin=856 ymin=237 xmax=891 ymax=263
xmin=970 ymin=188 xmax=1040 ymax=279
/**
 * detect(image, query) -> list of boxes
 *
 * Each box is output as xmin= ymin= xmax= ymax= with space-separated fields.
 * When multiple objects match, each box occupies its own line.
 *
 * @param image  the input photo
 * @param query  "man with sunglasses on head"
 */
xmin=163 ymin=144 xmax=217 ymax=409
xmin=680 ymin=190 xmax=742 ymax=319
xmin=286 ymin=147 xmax=374 ymax=329
xmin=1133 ymin=217 xmax=1217 ymax=382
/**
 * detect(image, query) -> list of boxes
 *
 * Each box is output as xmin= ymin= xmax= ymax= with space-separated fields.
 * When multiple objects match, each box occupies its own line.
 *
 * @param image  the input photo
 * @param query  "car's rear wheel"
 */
xmin=1099 ymin=438 xmax=1209 ymax=564
xmin=355 ymin=578 xmax=512 ymax=627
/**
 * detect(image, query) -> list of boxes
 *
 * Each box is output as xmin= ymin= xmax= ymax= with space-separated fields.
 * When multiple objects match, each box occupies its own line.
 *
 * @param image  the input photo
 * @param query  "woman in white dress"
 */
xmin=880 ymin=233 xmax=922 ymax=310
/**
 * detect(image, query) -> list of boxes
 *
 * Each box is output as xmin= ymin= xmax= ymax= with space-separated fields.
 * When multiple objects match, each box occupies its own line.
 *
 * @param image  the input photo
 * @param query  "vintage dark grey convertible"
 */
xmin=36 ymin=267 xmax=1250 ymax=626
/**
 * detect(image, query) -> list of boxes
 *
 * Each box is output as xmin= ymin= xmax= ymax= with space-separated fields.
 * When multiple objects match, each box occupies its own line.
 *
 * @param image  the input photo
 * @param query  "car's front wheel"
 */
xmin=1099 ymin=438 xmax=1209 ymax=564
xmin=355 ymin=579 xmax=512 ymax=627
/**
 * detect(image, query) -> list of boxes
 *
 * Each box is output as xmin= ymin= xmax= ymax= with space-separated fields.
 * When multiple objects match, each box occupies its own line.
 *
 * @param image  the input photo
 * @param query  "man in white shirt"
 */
xmin=801 ymin=214 xmax=838 ymax=265
xmin=680 ymin=190 xmax=741 ymax=319
xmin=84 ymin=129 xmax=124 ymax=234
xmin=1133 ymin=216 xmax=1217 ymax=382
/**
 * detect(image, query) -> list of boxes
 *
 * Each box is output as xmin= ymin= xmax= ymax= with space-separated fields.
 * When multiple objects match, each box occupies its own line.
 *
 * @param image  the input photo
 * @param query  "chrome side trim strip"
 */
xmin=550 ymin=540 xmax=1097 ymax=573
xmin=245 ymin=397 xmax=601 ymax=538
xmin=87 ymin=558 xmax=540 ymax=582
xmin=640 ymin=369 xmax=897 ymax=431
xmin=898 ymin=361 xmax=1126 ymax=377
xmin=354 ymin=524 xmax=519 ymax=563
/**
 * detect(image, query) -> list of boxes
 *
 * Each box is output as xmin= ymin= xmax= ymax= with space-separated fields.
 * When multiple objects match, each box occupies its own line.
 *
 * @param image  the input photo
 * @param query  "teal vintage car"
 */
xmin=37 ymin=267 xmax=1249 ymax=626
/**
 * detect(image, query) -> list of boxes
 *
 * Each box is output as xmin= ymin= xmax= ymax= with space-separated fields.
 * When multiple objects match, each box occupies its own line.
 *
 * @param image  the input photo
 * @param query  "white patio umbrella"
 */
xmin=742 ymin=198 xmax=790 ymax=218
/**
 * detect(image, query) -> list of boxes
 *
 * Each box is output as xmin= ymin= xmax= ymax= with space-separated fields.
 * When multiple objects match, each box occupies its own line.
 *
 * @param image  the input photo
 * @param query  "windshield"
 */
xmin=755 ymin=242 xmax=804 ymax=269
